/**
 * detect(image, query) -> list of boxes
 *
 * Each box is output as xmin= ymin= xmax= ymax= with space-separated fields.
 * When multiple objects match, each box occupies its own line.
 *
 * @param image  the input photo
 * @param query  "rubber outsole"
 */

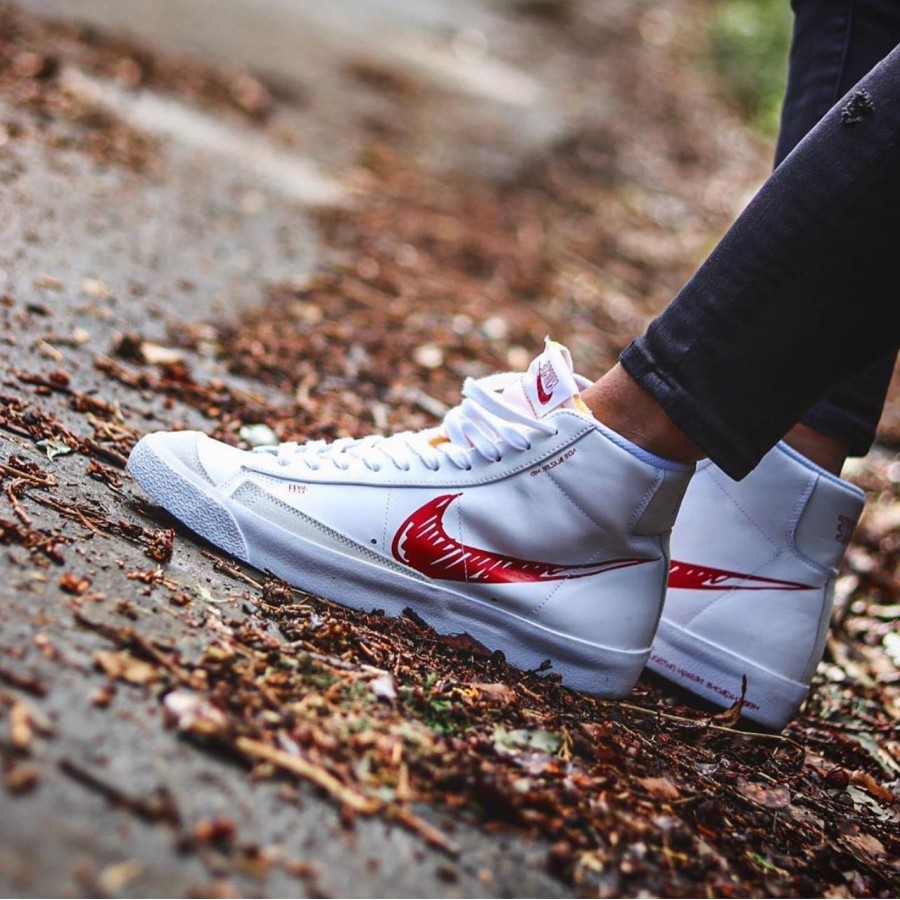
xmin=127 ymin=434 xmax=650 ymax=698
xmin=648 ymin=619 xmax=808 ymax=730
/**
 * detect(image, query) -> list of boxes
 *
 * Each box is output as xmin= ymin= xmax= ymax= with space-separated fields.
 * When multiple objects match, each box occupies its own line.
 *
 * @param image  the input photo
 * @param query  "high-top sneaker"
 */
xmin=649 ymin=442 xmax=864 ymax=729
xmin=128 ymin=340 xmax=693 ymax=697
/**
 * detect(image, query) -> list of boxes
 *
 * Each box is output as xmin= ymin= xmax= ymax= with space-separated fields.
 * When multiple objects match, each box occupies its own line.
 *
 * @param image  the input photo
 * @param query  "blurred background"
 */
xmin=2 ymin=3 xmax=897 ymax=899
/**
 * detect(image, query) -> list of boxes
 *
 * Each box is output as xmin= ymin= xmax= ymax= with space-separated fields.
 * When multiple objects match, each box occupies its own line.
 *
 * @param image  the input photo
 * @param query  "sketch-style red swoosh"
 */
xmin=391 ymin=493 xmax=651 ymax=584
xmin=536 ymin=372 xmax=553 ymax=405
xmin=668 ymin=560 xmax=814 ymax=591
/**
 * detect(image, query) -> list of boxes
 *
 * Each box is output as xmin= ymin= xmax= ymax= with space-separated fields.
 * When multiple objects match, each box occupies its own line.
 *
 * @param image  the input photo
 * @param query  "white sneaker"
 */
xmin=128 ymin=340 xmax=693 ymax=697
xmin=649 ymin=442 xmax=864 ymax=729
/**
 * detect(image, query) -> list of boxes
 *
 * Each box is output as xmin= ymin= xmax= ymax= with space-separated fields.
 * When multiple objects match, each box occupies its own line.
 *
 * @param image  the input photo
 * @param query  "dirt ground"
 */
xmin=0 ymin=1 xmax=897 ymax=897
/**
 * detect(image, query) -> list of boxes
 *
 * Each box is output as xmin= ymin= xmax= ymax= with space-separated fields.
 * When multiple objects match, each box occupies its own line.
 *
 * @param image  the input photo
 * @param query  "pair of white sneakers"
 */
xmin=128 ymin=340 xmax=864 ymax=729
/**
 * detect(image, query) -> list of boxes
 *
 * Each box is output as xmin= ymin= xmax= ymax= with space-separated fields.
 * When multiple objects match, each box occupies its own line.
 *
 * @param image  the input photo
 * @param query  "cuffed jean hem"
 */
xmin=619 ymin=342 xmax=760 ymax=480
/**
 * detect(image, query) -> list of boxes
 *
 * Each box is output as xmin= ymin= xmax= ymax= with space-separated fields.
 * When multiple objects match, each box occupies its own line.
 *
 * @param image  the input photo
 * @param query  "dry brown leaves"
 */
xmin=0 ymin=1 xmax=896 ymax=896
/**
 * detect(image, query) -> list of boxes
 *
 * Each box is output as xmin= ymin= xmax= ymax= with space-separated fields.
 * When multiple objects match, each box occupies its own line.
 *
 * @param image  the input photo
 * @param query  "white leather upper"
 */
xmin=662 ymin=442 xmax=864 ymax=683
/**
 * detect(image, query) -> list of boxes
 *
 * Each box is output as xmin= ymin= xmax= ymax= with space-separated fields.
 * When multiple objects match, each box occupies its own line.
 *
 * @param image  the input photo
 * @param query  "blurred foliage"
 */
xmin=710 ymin=0 xmax=793 ymax=134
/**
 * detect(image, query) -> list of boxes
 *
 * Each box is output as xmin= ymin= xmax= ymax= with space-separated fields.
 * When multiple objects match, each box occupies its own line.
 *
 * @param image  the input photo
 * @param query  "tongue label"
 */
xmin=498 ymin=339 xmax=585 ymax=418
xmin=520 ymin=340 xmax=580 ymax=416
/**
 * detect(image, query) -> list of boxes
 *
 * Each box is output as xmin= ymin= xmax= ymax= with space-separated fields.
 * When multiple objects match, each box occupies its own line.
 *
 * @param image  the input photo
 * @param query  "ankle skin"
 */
xmin=582 ymin=364 xmax=704 ymax=464
xmin=783 ymin=423 xmax=849 ymax=476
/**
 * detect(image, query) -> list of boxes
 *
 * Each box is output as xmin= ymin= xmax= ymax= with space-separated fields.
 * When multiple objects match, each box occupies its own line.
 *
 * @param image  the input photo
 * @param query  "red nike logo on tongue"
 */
xmin=536 ymin=373 xmax=553 ymax=405
xmin=392 ymin=493 xmax=651 ymax=584
xmin=535 ymin=360 xmax=559 ymax=405
xmin=668 ymin=560 xmax=814 ymax=591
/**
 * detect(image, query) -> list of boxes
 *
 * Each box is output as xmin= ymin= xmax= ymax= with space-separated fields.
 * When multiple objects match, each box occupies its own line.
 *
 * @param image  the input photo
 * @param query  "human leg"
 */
xmin=611 ymin=44 xmax=900 ymax=479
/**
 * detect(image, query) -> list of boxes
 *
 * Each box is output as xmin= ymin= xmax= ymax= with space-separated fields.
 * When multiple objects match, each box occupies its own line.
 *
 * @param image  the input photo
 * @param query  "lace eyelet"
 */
xmin=278 ymin=459 xmax=290 ymax=467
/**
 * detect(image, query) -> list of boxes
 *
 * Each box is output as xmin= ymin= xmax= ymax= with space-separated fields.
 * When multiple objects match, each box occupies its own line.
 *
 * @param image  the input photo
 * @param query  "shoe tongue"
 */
xmin=501 ymin=339 xmax=585 ymax=418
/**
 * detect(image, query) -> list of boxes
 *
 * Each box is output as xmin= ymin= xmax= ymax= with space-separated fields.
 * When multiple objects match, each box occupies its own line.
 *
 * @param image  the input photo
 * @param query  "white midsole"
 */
xmin=649 ymin=618 xmax=809 ymax=730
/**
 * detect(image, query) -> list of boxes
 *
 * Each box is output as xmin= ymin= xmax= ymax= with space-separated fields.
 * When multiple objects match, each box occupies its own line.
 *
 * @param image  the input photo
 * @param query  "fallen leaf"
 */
xmin=4 ymin=763 xmax=39 ymax=794
xmin=36 ymin=274 xmax=64 ymax=291
xmin=239 ymin=423 xmax=279 ymax=447
xmin=9 ymin=701 xmax=33 ymax=750
xmin=94 ymin=649 xmax=159 ymax=685
xmin=192 ymin=585 xmax=230 ymax=604
xmin=98 ymin=860 xmax=143 ymax=894
xmin=194 ymin=817 xmax=237 ymax=844
xmin=163 ymin=689 xmax=228 ymax=735
xmin=850 ymin=770 xmax=896 ymax=805
xmin=639 ymin=776 xmax=681 ymax=801
xmin=735 ymin=777 xmax=791 ymax=809
xmin=471 ymin=682 xmax=516 ymax=704
xmin=140 ymin=342 xmax=184 ymax=365
xmin=79 ymin=278 xmax=111 ymax=299
xmin=369 ymin=672 xmax=397 ymax=701
xmin=842 ymin=831 xmax=886 ymax=862
xmin=59 ymin=572 xmax=91 ymax=595
xmin=36 ymin=438 xmax=73 ymax=460
xmin=493 ymin=726 xmax=560 ymax=756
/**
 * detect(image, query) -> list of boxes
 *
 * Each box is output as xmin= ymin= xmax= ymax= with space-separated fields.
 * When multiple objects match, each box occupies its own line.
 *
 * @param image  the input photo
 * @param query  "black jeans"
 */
xmin=620 ymin=0 xmax=900 ymax=479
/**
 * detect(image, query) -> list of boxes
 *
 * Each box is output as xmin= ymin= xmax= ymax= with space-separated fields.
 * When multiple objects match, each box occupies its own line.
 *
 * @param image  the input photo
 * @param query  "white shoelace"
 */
xmin=253 ymin=372 xmax=560 ymax=474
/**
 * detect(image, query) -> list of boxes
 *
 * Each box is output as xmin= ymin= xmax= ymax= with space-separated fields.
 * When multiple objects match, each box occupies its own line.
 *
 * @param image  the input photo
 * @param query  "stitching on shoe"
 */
xmin=191 ymin=439 xmax=216 ymax=486
xmin=786 ymin=475 xmax=831 ymax=576
xmin=531 ymin=572 xmax=566 ymax=615
xmin=707 ymin=464 xmax=781 ymax=562
xmin=529 ymin=541 xmax=616 ymax=615
xmin=546 ymin=466 xmax=607 ymax=534
xmin=678 ymin=465 xmax=782 ymax=630
xmin=454 ymin=494 xmax=469 ymax=584
xmin=628 ymin=469 xmax=663 ymax=534
xmin=230 ymin=481 xmax=429 ymax=580
xmin=381 ymin=487 xmax=392 ymax=554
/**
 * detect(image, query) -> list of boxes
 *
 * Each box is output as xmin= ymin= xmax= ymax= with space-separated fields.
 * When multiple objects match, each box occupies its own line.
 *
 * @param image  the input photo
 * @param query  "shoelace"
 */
xmin=253 ymin=372 xmax=561 ymax=473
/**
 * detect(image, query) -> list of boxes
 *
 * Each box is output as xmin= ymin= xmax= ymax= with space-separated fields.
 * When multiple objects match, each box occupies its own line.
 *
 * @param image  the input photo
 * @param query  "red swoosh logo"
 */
xmin=391 ymin=493 xmax=652 ymax=584
xmin=668 ymin=560 xmax=814 ymax=591
xmin=536 ymin=372 xmax=553 ymax=405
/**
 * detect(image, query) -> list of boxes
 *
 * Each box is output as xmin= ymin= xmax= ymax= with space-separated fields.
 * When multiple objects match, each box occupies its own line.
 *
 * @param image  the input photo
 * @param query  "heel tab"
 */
xmin=776 ymin=441 xmax=865 ymax=501
xmin=793 ymin=466 xmax=865 ymax=570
